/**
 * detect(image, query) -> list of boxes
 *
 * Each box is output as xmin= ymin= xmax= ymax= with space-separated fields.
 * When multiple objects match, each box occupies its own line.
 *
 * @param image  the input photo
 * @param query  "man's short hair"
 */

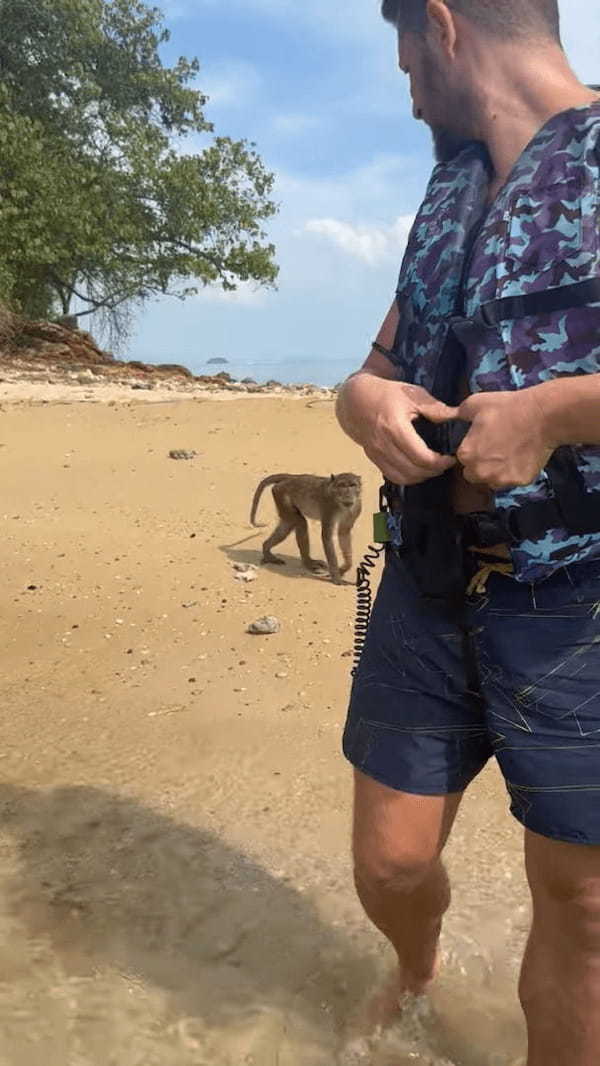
xmin=381 ymin=0 xmax=561 ymax=43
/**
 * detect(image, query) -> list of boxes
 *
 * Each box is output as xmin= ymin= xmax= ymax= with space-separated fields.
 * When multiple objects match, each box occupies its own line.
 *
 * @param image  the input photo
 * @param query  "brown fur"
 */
xmin=250 ymin=473 xmax=362 ymax=584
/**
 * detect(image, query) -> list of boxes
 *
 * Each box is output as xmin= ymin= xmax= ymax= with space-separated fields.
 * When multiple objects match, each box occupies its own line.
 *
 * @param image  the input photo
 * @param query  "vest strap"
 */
xmin=462 ymin=496 xmax=600 ymax=546
xmin=460 ymin=461 xmax=600 ymax=547
xmin=475 ymin=278 xmax=600 ymax=328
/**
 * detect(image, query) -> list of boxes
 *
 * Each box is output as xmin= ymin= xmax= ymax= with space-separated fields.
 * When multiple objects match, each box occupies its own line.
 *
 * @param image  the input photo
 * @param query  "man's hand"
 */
xmin=337 ymin=370 xmax=457 ymax=485
xmin=456 ymin=388 xmax=554 ymax=490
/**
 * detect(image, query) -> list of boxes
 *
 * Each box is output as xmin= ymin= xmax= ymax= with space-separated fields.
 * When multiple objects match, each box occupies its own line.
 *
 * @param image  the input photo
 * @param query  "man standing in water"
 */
xmin=337 ymin=2 xmax=600 ymax=1063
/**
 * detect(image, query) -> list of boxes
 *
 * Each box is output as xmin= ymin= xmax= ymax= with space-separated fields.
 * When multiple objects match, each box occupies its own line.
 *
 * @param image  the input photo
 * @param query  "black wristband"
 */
xmin=372 ymin=340 xmax=394 ymax=358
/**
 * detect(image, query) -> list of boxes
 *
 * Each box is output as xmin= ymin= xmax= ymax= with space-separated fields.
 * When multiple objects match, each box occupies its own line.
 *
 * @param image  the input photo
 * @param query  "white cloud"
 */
xmin=305 ymin=214 xmax=414 ymax=265
xmin=305 ymin=219 xmax=388 ymax=264
xmin=274 ymin=153 xmax=427 ymax=227
xmin=200 ymin=60 xmax=262 ymax=110
xmin=196 ymin=281 xmax=273 ymax=308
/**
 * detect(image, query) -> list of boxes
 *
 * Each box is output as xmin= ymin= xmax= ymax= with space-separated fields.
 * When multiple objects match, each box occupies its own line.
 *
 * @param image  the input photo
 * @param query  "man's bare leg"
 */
xmin=520 ymin=831 xmax=600 ymax=1066
xmin=352 ymin=771 xmax=463 ymax=1023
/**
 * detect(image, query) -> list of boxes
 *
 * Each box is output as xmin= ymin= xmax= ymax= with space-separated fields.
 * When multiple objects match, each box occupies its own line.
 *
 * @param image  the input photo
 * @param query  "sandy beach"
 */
xmin=0 ymin=386 xmax=530 ymax=1065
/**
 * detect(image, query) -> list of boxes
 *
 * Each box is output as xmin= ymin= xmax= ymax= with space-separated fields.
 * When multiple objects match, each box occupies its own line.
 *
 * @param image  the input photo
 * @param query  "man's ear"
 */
xmin=426 ymin=0 xmax=458 ymax=58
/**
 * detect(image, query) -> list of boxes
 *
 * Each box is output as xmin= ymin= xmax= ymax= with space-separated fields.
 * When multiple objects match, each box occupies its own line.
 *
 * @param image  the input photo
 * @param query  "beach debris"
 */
xmin=76 ymin=370 xmax=96 ymax=384
xmin=182 ymin=600 xmax=200 ymax=609
xmin=147 ymin=704 xmax=188 ymax=718
xmin=131 ymin=382 xmax=154 ymax=391
xmin=275 ymin=671 xmax=288 ymax=679
xmin=169 ymin=449 xmax=198 ymax=460
xmin=232 ymin=562 xmax=258 ymax=583
xmin=247 ymin=615 xmax=281 ymax=635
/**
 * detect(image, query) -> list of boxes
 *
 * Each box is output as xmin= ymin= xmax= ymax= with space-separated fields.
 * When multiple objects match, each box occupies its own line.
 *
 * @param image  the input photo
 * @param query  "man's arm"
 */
xmin=536 ymin=375 xmax=600 ymax=447
xmin=336 ymin=300 xmax=457 ymax=486
xmin=336 ymin=301 xmax=400 ymax=444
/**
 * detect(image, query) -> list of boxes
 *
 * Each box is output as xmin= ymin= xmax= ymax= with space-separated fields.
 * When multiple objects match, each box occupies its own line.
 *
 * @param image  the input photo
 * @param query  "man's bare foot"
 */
xmin=354 ymin=957 xmax=441 ymax=1036
xmin=340 ymin=962 xmax=439 ymax=1065
xmin=363 ymin=971 xmax=426 ymax=1032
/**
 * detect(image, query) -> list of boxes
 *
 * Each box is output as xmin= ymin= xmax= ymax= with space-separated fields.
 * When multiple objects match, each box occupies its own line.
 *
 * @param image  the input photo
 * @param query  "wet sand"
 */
xmin=0 ymin=390 xmax=529 ymax=1064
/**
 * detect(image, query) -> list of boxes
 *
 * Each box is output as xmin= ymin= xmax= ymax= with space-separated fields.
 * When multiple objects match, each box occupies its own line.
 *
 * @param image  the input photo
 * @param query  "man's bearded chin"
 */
xmin=431 ymin=127 xmax=475 ymax=163
xmin=431 ymin=127 xmax=492 ymax=171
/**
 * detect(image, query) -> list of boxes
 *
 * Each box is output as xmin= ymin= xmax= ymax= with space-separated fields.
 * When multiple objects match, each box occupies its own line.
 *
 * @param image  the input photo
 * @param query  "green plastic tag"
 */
xmin=373 ymin=512 xmax=390 ymax=544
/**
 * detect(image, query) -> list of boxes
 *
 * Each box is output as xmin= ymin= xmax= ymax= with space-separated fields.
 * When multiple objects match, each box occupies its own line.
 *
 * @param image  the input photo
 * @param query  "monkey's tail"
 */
xmin=352 ymin=543 xmax=386 ymax=676
xmin=250 ymin=474 xmax=294 ymax=527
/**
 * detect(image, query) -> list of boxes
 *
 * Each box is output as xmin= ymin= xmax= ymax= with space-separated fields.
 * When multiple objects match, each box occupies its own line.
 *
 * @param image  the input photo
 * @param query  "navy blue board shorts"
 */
xmin=344 ymin=549 xmax=600 ymax=845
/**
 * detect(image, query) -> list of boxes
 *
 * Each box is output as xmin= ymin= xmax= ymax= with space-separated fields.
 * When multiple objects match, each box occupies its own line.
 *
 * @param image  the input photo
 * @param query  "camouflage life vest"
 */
xmin=390 ymin=101 xmax=600 ymax=582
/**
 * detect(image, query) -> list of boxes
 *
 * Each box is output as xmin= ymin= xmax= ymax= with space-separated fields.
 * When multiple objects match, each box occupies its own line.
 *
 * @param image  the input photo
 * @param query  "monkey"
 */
xmin=250 ymin=473 xmax=362 ymax=585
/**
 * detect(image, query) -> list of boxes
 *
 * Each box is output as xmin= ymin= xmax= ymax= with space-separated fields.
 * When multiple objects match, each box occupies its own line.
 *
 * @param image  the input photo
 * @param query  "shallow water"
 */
xmin=0 ymin=779 xmax=528 ymax=1066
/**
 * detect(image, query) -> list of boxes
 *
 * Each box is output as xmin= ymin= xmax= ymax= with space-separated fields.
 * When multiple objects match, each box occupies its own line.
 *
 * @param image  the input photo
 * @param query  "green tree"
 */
xmin=0 ymin=0 xmax=278 ymax=329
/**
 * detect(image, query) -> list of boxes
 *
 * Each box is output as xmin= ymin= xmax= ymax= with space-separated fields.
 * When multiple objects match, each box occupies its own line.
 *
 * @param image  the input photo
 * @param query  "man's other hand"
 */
xmin=456 ymin=389 xmax=554 ymax=490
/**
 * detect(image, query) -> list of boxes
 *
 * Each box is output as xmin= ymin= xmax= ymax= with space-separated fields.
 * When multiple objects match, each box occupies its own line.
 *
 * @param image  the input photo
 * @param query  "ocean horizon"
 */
xmin=192 ymin=355 xmax=358 ymax=388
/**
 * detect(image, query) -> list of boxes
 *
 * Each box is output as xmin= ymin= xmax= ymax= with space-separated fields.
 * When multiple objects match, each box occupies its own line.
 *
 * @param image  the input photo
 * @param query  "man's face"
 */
xmin=398 ymin=30 xmax=431 ymax=123
xmin=397 ymin=28 xmax=476 ymax=143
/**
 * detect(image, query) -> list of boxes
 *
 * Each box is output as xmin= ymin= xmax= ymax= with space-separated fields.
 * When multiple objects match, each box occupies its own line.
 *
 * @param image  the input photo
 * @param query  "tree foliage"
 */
xmin=0 ymin=0 xmax=278 ymax=330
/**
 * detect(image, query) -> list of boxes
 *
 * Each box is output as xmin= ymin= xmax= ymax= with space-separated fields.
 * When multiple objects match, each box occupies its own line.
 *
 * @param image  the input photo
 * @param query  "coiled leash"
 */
xmin=352 ymin=487 xmax=388 ymax=677
xmin=351 ymin=416 xmax=471 ymax=677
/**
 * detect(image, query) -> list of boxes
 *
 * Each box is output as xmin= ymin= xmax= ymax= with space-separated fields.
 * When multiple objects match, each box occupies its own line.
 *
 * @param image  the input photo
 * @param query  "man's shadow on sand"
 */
xmin=0 ymin=784 xmax=375 ymax=1044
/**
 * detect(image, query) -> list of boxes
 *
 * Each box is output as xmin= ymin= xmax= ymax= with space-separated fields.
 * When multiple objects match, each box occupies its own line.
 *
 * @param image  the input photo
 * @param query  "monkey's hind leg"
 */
xmin=294 ymin=514 xmax=327 ymax=573
xmin=262 ymin=518 xmax=294 ymax=565
xmin=321 ymin=520 xmax=343 ymax=584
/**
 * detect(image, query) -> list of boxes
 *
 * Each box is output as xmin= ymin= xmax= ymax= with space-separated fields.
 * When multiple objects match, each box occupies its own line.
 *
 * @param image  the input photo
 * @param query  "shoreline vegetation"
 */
xmin=0 ymin=314 xmax=336 ymax=403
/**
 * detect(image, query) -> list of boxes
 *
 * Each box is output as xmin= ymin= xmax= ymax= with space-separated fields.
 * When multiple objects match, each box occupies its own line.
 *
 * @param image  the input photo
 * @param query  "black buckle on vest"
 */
xmin=460 ymin=511 xmax=509 ymax=548
xmin=502 ymin=506 xmax=546 ymax=544
xmin=413 ymin=416 xmax=471 ymax=456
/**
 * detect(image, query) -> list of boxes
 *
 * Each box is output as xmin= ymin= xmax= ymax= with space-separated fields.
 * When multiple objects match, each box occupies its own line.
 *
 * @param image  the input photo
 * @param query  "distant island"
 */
xmin=207 ymin=357 xmax=229 ymax=365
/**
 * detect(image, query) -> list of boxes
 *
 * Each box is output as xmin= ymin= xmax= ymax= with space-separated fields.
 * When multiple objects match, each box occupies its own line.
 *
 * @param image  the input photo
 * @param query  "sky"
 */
xmin=129 ymin=0 xmax=600 ymax=374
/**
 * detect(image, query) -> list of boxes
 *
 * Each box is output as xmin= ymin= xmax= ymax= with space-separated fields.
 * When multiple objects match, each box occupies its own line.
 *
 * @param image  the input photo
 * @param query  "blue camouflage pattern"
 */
xmin=390 ymin=102 xmax=600 ymax=582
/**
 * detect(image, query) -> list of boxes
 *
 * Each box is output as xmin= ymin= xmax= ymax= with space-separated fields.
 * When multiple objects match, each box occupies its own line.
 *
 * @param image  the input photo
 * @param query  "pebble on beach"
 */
xmin=233 ymin=562 xmax=259 ymax=583
xmin=169 ymin=449 xmax=198 ymax=460
xmin=247 ymin=616 xmax=281 ymax=635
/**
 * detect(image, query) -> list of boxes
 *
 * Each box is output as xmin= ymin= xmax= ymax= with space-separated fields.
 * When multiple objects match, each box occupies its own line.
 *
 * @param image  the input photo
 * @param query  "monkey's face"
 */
xmin=331 ymin=473 xmax=362 ymax=507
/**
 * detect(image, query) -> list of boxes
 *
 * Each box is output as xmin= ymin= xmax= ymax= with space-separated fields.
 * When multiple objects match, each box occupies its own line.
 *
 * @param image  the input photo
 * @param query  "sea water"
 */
xmin=195 ymin=355 xmax=357 ymax=388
